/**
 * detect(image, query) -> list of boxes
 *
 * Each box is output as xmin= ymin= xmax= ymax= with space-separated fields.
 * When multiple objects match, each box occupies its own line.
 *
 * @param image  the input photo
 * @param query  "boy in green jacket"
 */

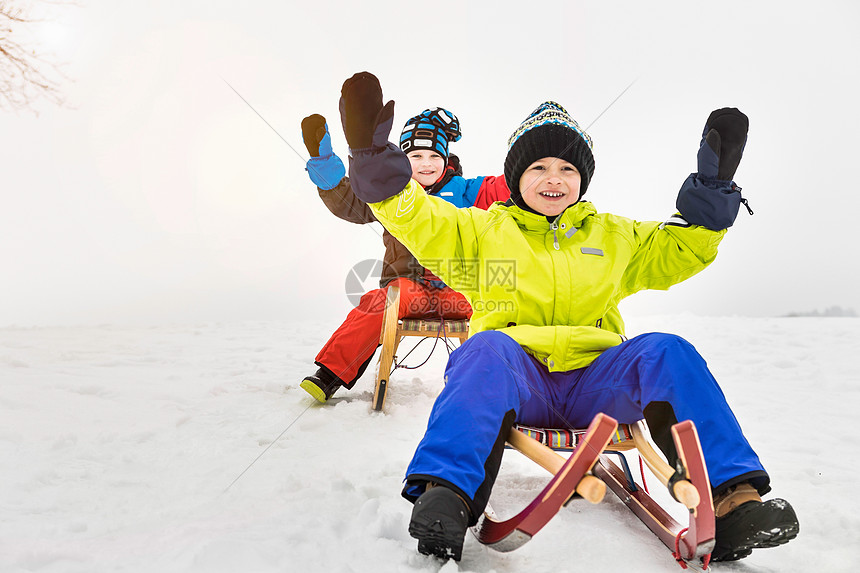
xmin=335 ymin=72 xmax=798 ymax=564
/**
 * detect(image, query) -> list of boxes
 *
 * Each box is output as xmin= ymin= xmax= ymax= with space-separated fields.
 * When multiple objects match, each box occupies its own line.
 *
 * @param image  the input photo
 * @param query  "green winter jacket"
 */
xmin=369 ymin=179 xmax=725 ymax=371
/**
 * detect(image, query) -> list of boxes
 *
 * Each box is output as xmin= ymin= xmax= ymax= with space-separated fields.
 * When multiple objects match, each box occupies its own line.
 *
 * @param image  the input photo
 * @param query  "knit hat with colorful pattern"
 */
xmin=399 ymin=108 xmax=462 ymax=164
xmin=504 ymin=101 xmax=595 ymax=204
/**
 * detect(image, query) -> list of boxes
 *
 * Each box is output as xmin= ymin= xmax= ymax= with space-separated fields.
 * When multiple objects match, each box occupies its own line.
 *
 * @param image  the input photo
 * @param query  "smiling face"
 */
xmin=407 ymin=150 xmax=446 ymax=188
xmin=517 ymin=157 xmax=582 ymax=217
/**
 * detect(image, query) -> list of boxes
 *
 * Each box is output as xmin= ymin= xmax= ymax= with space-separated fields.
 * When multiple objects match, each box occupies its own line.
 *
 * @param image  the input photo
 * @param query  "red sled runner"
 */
xmin=472 ymin=413 xmax=716 ymax=571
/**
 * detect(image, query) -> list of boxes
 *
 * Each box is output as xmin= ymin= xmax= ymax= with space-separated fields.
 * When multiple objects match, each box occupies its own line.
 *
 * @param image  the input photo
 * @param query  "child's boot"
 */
xmin=299 ymin=367 xmax=342 ymax=402
xmin=712 ymin=482 xmax=799 ymax=561
xmin=408 ymin=485 xmax=471 ymax=561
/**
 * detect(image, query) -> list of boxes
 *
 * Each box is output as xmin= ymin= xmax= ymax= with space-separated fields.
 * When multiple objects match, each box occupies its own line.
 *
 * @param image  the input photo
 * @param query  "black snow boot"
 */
xmin=712 ymin=483 xmax=799 ymax=562
xmin=299 ymin=367 xmax=342 ymax=403
xmin=408 ymin=485 xmax=471 ymax=561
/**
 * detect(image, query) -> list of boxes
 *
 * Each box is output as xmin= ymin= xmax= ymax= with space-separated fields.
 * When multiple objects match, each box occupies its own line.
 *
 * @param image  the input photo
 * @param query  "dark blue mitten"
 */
xmin=301 ymin=114 xmax=345 ymax=191
xmin=338 ymin=72 xmax=411 ymax=203
xmin=677 ymin=108 xmax=752 ymax=230
xmin=676 ymin=176 xmax=750 ymax=230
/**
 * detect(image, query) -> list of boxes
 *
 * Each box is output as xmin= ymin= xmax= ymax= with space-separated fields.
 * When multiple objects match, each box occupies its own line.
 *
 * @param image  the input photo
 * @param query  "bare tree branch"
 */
xmin=0 ymin=0 xmax=69 ymax=113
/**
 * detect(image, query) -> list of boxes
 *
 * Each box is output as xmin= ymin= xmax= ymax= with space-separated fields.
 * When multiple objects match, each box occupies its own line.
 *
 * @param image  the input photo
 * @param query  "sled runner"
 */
xmin=473 ymin=415 xmax=715 ymax=570
xmin=374 ymin=284 xmax=469 ymax=411
xmin=473 ymin=412 xmax=618 ymax=551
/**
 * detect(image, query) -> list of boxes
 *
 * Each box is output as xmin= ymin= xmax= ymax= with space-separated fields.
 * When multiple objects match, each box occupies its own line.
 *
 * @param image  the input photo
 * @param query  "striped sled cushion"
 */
xmin=399 ymin=319 xmax=469 ymax=335
xmin=513 ymin=423 xmax=634 ymax=451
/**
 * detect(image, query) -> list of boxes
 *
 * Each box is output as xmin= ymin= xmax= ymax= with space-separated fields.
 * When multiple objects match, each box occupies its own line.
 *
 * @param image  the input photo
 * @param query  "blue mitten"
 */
xmin=301 ymin=114 xmax=345 ymax=191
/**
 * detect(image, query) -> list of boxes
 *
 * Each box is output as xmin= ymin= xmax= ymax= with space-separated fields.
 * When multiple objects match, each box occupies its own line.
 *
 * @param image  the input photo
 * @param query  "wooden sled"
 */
xmin=475 ymin=417 xmax=716 ymax=570
xmin=374 ymin=284 xmax=469 ymax=411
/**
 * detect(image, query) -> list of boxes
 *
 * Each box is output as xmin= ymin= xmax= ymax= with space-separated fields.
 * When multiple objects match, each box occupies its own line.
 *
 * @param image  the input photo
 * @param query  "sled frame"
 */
xmin=485 ymin=419 xmax=715 ymax=568
xmin=374 ymin=284 xmax=469 ymax=411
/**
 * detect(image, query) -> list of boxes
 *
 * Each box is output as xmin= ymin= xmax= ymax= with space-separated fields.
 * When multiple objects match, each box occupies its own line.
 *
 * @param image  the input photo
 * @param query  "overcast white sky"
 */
xmin=2 ymin=0 xmax=859 ymax=326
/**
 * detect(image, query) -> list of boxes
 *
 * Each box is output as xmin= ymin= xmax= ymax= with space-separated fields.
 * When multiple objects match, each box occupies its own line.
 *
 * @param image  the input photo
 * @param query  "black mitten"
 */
xmin=301 ymin=114 xmax=327 ymax=157
xmin=339 ymin=71 xmax=394 ymax=150
xmin=697 ymin=108 xmax=749 ymax=181
xmin=336 ymin=72 xmax=410 ymax=203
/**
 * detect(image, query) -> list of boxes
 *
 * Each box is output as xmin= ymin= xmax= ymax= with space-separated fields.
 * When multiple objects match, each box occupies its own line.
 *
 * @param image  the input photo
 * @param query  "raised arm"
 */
xmin=337 ymin=72 xmax=490 ymax=291
xmin=338 ymin=72 xmax=412 ymax=204
xmin=619 ymin=217 xmax=725 ymax=296
xmin=301 ymin=114 xmax=375 ymax=223
xmin=621 ymin=108 xmax=751 ymax=294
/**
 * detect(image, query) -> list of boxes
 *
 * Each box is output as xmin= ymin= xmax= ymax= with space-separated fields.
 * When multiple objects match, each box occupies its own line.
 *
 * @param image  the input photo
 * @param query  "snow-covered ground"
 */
xmin=1 ymin=315 xmax=858 ymax=572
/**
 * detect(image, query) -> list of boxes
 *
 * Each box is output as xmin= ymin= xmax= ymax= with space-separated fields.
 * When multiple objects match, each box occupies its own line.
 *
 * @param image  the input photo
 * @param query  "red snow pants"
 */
xmin=315 ymin=277 xmax=472 ymax=386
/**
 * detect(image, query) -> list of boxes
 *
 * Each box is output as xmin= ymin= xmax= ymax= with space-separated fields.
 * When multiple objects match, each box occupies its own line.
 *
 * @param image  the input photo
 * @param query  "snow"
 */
xmin=1 ymin=316 xmax=858 ymax=572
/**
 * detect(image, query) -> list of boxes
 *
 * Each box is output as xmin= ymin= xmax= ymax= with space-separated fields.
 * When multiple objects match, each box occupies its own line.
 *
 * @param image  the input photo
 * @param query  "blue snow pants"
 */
xmin=402 ymin=331 xmax=768 ymax=520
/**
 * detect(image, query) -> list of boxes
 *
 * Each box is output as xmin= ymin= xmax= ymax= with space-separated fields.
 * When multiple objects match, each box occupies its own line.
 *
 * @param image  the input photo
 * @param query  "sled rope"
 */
xmin=223 ymin=401 xmax=314 ymax=493
xmin=394 ymin=330 xmax=442 ymax=371
xmin=673 ymin=527 xmax=690 ymax=569
xmin=393 ymin=317 xmax=459 ymax=372
xmin=672 ymin=527 xmax=710 ymax=570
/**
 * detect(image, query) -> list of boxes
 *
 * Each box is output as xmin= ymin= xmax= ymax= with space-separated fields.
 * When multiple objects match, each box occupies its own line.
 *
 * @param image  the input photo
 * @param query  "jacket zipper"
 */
xmin=550 ymin=221 xmax=560 ymax=250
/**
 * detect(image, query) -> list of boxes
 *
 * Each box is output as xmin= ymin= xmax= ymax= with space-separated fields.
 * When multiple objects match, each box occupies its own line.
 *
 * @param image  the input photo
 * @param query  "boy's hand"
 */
xmin=697 ymin=108 xmax=749 ymax=181
xmin=339 ymin=71 xmax=395 ymax=150
xmin=301 ymin=114 xmax=329 ymax=157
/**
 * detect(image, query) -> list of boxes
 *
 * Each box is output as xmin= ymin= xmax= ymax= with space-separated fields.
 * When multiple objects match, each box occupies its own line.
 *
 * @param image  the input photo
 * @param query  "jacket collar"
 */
xmin=503 ymin=201 xmax=597 ymax=231
xmin=426 ymin=154 xmax=463 ymax=195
